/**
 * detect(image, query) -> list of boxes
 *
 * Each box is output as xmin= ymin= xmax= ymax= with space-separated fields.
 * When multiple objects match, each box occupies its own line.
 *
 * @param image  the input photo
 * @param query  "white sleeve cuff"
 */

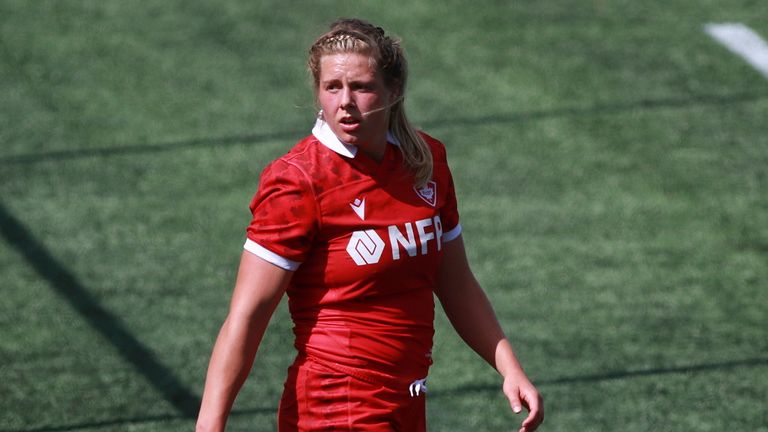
xmin=243 ymin=239 xmax=301 ymax=271
xmin=442 ymin=223 xmax=462 ymax=242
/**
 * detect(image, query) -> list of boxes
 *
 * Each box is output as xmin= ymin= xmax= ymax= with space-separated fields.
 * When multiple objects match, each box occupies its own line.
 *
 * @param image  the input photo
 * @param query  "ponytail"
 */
xmin=389 ymin=101 xmax=432 ymax=187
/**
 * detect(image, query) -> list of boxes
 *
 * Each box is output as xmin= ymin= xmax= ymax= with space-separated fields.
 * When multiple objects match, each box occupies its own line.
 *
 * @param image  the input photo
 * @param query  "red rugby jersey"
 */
xmin=245 ymin=119 xmax=461 ymax=379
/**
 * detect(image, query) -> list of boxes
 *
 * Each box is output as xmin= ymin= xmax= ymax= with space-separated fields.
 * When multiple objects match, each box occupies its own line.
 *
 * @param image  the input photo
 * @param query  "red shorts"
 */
xmin=278 ymin=356 xmax=427 ymax=431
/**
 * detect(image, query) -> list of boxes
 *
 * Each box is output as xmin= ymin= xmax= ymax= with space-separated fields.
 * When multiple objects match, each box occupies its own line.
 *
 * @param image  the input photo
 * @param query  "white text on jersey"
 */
xmin=346 ymin=216 xmax=443 ymax=265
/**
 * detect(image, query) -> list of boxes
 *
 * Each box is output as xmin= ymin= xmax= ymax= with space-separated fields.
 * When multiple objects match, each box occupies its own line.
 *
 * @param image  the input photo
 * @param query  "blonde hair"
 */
xmin=308 ymin=18 xmax=433 ymax=187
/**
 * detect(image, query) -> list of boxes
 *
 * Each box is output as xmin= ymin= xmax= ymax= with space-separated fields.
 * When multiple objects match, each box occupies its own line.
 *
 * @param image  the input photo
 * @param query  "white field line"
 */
xmin=705 ymin=23 xmax=768 ymax=79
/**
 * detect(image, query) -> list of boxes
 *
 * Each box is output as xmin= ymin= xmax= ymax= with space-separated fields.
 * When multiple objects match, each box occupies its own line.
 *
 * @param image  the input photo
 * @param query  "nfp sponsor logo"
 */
xmin=346 ymin=216 xmax=443 ymax=266
xmin=346 ymin=229 xmax=385 ymax=265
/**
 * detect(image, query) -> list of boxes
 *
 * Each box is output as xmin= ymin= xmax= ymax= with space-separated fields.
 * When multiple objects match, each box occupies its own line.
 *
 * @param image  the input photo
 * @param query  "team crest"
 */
xmin=414 ymin=181 xmax=437 ymax=207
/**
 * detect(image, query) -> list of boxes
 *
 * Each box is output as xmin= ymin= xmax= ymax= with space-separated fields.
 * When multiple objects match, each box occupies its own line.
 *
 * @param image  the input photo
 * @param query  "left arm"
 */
xmin=434 ymin=235 xmax=544 ymax=432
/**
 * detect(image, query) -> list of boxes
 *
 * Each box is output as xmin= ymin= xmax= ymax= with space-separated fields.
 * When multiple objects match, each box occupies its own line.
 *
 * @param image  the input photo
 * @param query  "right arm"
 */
xmin=196 ymin=250 xmax=293 ymax=432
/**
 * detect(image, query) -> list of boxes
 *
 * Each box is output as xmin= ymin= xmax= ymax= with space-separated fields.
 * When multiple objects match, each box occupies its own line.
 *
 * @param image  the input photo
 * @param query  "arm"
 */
xmin=434 ymin=235 xmax=543 ymax=432
xmin=196 ymin=251 xmax=293 ymax=432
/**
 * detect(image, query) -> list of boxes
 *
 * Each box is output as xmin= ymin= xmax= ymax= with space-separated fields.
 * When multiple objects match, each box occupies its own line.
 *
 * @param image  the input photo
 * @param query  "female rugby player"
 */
xmin=197 ymin=18 xmax=543 ymax=432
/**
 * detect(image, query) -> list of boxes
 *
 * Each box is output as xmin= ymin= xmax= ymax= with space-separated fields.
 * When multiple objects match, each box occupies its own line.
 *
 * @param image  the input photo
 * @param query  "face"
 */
xmin=317 ymin=53 xmax=395 ymax=157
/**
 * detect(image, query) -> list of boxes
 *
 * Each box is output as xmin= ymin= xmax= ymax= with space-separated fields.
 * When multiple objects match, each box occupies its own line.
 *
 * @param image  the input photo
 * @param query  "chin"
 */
xmin=344 ymin=135 xmax=363 ymax=146
xmin=334 ymin=129 xmax=362 ymax=145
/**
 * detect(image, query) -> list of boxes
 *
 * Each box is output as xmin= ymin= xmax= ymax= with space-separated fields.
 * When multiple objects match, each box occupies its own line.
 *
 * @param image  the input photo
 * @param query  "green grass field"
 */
xmin=2 ymin=1 xmax=767 ymax=431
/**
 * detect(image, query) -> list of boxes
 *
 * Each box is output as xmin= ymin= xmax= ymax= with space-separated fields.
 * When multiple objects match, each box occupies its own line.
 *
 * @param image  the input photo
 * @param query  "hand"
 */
xmin=502 ymin=373 xmax=544 ymax=432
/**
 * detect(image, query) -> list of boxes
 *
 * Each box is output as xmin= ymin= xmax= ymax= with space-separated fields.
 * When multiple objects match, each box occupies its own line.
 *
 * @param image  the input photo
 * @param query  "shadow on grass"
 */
xmin=0 ymin=202 xmax=201 ymax=419
xmin=421 ymin=91 xmax=768 ymax=130
xmin=4 ymin=357 xmax=765 ymax=431
xmin=431 ymin=356 xmax=768 ymax=398
xmin=0 ymin=407 xmax=275 ymax=432
xmin=1 ymin=91 xmax=767 ymax=166
xmin=0 ymin=129 xmax=304 ymax=165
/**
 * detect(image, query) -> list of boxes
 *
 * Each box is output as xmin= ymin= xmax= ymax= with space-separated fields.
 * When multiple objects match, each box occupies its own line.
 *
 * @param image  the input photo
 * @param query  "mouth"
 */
xmin=338 ymin=116 xmax=361 ymax=132
xmin=339 ymin=116 xmax=360 ymax=125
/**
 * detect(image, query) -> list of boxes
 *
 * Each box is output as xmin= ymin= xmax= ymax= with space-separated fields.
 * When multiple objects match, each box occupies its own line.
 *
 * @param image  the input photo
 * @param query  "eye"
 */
xmin=323 ymin=82 xmax=341 ymax=93
xmin=352 ymin=82 xmax=375 ymax=92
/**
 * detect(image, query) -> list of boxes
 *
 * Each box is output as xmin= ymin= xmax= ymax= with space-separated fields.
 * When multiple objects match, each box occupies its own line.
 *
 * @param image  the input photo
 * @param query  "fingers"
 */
xmin=518 ymin=389 xmax=544 ymax=432
xmin=503 ymin=375 xmax=544 ymax=431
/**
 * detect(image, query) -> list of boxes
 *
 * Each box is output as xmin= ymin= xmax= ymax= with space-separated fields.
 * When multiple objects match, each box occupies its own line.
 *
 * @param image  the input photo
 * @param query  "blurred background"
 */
xmin=1 ymin=1 xmax=766 ymax=431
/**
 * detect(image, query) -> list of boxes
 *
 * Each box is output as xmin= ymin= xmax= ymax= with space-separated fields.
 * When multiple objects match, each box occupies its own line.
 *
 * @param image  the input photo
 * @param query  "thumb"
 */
xmin=506 ymin=389 xmax=523 ymax=414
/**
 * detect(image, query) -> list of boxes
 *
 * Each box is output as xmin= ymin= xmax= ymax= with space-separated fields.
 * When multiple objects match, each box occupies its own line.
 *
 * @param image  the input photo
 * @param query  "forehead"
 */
xmin=319 ymin=53 xmax=380 ymax=81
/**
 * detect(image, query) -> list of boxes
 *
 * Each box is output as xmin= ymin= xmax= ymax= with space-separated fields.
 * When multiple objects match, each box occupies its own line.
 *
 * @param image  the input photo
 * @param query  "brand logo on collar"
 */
xmin=414 ymin=181 xmax=437 ymax=207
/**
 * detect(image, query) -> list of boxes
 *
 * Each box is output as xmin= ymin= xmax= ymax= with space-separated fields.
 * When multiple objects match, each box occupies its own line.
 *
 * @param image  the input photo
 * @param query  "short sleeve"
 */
xmin=440 ymin=153 xmax=461 ymax=242
xmin=244 ymin=159 xmax=318 ymax=270
xmin=441 ymin=163 xmax=462 ymax=242
xmin=424 ymin=133 xmax=461 ymax=242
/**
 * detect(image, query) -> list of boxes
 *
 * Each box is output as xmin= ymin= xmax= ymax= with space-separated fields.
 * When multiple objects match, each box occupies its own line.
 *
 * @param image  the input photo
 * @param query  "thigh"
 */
xmin=348 ymin=379 xmax=425 ymax=432
xmin=279 ymin=359 xmax=353 ymax=431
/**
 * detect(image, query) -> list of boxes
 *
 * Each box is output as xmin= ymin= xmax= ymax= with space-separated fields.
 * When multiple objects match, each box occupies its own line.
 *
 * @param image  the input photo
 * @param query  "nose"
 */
xmin=340 ymin=86 xmax=355 ymax=109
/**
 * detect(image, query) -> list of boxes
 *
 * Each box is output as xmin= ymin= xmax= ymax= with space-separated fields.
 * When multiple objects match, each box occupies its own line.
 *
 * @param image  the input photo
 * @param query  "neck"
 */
xmin=357 ymin=137 xmax=387 ymax=162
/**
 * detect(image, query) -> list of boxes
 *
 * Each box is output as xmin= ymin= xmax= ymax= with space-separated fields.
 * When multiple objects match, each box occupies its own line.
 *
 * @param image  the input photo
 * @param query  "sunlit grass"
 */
xmin=1 ymin=1 xmax=767 ymax=431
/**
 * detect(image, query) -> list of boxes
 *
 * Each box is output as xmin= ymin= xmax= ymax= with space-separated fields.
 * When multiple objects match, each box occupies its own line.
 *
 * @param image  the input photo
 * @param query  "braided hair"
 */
xmin=308 ymin=18 xmax=433 ymax=188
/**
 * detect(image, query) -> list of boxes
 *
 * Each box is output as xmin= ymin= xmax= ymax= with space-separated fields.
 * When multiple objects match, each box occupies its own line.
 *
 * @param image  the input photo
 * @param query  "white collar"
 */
xmin=311 ymin=118 xmax=400 ymax=159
